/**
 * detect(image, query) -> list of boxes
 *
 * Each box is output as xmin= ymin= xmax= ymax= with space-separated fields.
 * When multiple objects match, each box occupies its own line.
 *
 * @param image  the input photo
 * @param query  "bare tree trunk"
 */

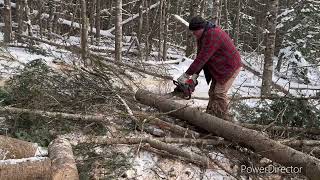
xmin=138 ymin=0 xmax=144 ymax=44
xmin=115 ymin=0 xmax=123 ymax=62
xmin=95 ymin=0 xmax=101 ymax=45
xmin=0 ymin=135 xmax=38 ymax=160
xmin=135 ymin=89 xmax=320 ymax=180
xmin=158 ymin=0 xmax=164 ymax=61
xmin=144 ymin=0 xmax=150 ymax=61
xmin=233 ymin=0 xmax=241 ymax=46
xmin=3 ymin=0 xmax=12 ymax=42
xmin=47 ymin=0 xmax=55 ymax=39
xmin=23 ymin=0 xmax=33 ymax=37
xmin=90 ymin=0 xmax=96 ymax=43
xmin=261 ymin=0 xmax=279 ymax=95
xmin=49 ymin=138 xmax=79 ymax=180
xmin=16 ymin=0 xmax=23 ymax=42
xmin=162 ymin=0 xmax=169 ymax=61
xmin=0 ymin=157 xmax=51 ymax=180
xmin=222 ymin=0 xmax=229 ymax=34
xmin=52 ymin=3 xmax=61 ymax=35
xmin=212 ymin=0 xmax=220 ymax=24
xmin=199 ymin=0 xmax=206 ymax=17
xmin=185 ymin=0 xmax=197 ymax=57
xmin=80 ymin=0 xmax=89 ymax=64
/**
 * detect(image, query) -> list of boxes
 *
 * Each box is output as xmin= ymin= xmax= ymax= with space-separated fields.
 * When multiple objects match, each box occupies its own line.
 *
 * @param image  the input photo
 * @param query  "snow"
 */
xmin=0 ymin=157 xmax=48 ymax=165
xmin=122 ymin=149 xmax=234 ymax=180
xmin=173 ymin=14 xmax=189 ymax=27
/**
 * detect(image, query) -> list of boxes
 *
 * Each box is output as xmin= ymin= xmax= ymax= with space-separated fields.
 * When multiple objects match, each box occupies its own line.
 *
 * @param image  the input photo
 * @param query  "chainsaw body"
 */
xmin=171 ymin=79 xmax=197 ymax=100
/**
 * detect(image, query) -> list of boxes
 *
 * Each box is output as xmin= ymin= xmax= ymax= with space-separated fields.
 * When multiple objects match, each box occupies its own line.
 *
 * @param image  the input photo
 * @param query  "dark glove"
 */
xmin=177 ymin=73 xmax=189 ymax=84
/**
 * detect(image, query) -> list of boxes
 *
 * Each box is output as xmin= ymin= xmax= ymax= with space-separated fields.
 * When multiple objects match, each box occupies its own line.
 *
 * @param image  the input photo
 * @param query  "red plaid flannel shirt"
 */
xmin=186 ymin=27 xmax=242 ymax=84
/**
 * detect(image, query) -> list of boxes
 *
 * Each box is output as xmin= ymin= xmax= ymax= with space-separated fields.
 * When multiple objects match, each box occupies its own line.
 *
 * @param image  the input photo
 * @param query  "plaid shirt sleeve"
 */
xmin=186 ymin=29 xmax=222 ymax=75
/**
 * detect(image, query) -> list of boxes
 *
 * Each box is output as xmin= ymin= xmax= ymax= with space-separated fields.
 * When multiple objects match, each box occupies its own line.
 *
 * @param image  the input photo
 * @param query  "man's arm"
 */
xmin=185 ymin=30 xmax=222 ymax=75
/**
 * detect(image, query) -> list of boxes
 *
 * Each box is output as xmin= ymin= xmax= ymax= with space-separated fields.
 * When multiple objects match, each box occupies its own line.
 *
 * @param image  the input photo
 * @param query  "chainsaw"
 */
xmin=167 ymin=79 xmax=197 ymax=100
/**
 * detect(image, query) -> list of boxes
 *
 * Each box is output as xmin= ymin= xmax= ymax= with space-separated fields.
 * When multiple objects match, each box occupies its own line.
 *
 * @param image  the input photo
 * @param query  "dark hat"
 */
xmin=189 ymin=16 xmax=207 ymax=31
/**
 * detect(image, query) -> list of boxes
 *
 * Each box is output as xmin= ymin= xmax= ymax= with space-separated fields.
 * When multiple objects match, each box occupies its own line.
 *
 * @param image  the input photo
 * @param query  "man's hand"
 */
xmin=177 ymin=73 xmax=189 ymax=84
xmin=191 ymin=74 xmax=199 ymax=85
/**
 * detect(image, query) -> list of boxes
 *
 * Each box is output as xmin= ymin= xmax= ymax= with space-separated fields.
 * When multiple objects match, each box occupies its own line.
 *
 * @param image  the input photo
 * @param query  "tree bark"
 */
xmin=95 ymin=0 xmax=101 ymax=45
xmin=0 ymin=157 xmax=51 ymax=180
xmin=89 ymin=0 xmax=96 ymax=43
xmin=115 ymin=0 xmax=123 ymax=62
xmin=0 ymin=106 xmax=109 ymax=123
xmin=185 ymin=0 xmax=197 ymax=58
xmin=222 ymin=0 xmax=229 ymax=34
xmin=138 ymin=0 xmax=144 ymax=44
xmin=261 ymin=0 xmax=279 ymax=95
xmin=23 ymin=0 xmax=33 ymax=37
xmin=49 ymin=138 xmax=79 ymax=180
xmin=16 ymin=0 xmax=23 ymax=42
xmin=81 ymin=136 xmax=228 ymax=146
xmin=133 ymin=111 xmax=200 ymax=138
xmin=162 ymin=0 xmax=169 ymax=61
xmin=47 ymin=0 xmax=55 ymax=39
xmin=0 ymin=135 xmax=38 ymax=160
xmin=158 ymin=0 xmax=164 ymax=61
xmin=212 ymin=0 xmax=220 ymax=24
xmin=241 ymin=123 xmax=320 ymax=135
xmin=3 ymin=0 xmax=12 ymax=42
xmin=135 ymin=89 xmax=320 ymax=180
xmin=199 ymin=0 xmax=206 ymax=17
xmin=233 ymin=0 xmax=241 ymax=46
xmin=80 ymin=0 xmax=89 ymax=64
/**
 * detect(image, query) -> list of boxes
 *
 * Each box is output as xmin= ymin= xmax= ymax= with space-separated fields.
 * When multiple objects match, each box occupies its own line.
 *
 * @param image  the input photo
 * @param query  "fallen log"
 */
xmin=49 ymin=138 xmax=79 ymax=180
xmin=135 ymin=89 xmax=320 ymax=180
xmin=0 ymin=157 xmax=51 ymax=180
xmin=241 ymin=123 xmax=320 ymax=135
xmin=0 ymin=106 xmax=108 ymax=123
xmin=0 ymin=135 xmax=38 ymax=159
xmin=80 ymin=136 xmax=228 ymax=147
xmin=133 ymin=111 xmax=200 ymax=138
xmin=280 ymin=140 xmax=320 ymax=147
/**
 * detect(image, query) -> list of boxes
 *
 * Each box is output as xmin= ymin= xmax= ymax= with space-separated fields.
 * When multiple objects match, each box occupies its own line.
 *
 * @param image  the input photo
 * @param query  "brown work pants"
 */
xmin=206 ymin=68 xmax=241 ymax=121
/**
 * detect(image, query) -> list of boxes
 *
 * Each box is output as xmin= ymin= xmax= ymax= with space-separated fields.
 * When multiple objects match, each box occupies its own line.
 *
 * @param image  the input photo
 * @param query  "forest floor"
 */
xmin=1 ymin=31 xmax=318 ymax=179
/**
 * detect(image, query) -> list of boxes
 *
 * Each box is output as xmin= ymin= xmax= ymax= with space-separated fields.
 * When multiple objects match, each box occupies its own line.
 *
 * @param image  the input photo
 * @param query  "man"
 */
xmin=177 ymin=16 xmax=242 ymax=121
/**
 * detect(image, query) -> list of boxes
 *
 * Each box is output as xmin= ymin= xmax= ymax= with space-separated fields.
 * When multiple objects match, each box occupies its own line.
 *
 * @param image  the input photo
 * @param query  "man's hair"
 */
xmin=189 ymin=16 xmax=207 ymax=31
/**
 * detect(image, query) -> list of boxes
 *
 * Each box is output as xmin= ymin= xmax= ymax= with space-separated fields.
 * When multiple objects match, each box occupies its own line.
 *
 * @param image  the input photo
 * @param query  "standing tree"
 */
xmin=185 ymin=0 xmax=197 ymax=58
xmin=212 ymin=0 xmax=220 ymax=24
xmin=115 ymin=0 xmax=123 ymax=62
xmin=261 ymin=0 xmax=280 ymax=95
xmin=80 ymin=0 xmax=89 ymax=64
xmin=95 ymin=0 xmax=101 ymax=45
xmin=3 ymin=0 xmax=12 ymax=42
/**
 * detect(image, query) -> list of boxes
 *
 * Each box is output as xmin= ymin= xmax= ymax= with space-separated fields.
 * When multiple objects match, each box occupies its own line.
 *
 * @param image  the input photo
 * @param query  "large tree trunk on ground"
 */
xmin=0 ymin=157 xmax=51 ymax=180
xmin=241 ymin=123 xmax=320 ymax=135
xmin=49 ymin=138 xmax=79 ymax=180
xmin=0 ymin=106 xmax=108 ymax=123
xmin=0 ymin=135 xmax=38 ymax=159
xmin=135 ymin=89 xmax=320 ymax=180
